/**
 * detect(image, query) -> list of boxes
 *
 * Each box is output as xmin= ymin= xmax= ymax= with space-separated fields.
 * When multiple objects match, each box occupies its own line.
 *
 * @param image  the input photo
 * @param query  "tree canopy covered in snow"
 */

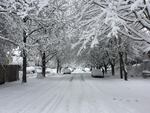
xmin=0 ymin=0 xmax=150 ymax=81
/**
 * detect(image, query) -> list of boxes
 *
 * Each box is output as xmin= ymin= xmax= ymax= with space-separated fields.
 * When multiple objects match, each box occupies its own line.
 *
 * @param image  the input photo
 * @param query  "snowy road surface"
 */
xmin=0 ymin=73 xmax=150 ymax=113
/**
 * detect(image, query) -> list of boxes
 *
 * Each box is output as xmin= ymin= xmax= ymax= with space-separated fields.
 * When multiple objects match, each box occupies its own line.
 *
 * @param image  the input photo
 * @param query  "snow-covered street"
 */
xmin=1 ymin=0 xmax=150 ymax=113
xmin=0 ymin=73 xmax=150 ymax=113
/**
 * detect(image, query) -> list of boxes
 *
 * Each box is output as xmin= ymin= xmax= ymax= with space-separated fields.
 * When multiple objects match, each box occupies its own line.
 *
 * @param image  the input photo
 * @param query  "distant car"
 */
xmin=91 ymin=69 xmax=104 ymax=78
xmin=142 ymin=60 xmax=150 ymax=78
xmin=46 ymin=68 xmax=51 ymax=74
xmin=35 ymin=66 xmax=42 ymax=74
xmin=62 ymin=68 xmax=71 ymax=74
xmin=142 ymin=70 xmax=150 ymax=78
xmin=27 ymin=66 xmax=35 ymax=74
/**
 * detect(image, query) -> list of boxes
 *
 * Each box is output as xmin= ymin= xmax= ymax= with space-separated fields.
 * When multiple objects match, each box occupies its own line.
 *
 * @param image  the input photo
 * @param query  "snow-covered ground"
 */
xmin=0 ymin=73 xmax=150 ymax=113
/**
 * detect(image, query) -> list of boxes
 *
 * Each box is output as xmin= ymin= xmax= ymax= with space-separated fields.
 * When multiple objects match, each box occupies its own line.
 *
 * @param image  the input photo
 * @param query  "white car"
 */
xmin=142 ymin=70 xmax=150 ymax=78
xmin=46 ymin=68 xmax=51 ymax=73
xmin=27 ymin=66 xmax=35 ymax=74
xmin=35 ymin=66 xmax=42 ymax=74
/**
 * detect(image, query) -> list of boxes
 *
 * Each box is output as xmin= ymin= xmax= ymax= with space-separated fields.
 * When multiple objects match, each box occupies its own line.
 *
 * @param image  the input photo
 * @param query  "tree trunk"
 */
xmin=42 ymin=52 xmax=46 ymax=77
xmin=119 ymin=52 xmax=128 ymax=81
xmin=22 ymin=30 xmax=27 ymax=83
xmin=22 ymin=17 xmax=29 ymax=83
xmin=122 ymin=53 xmax=128 ymax=81
xmin=123 ymin=68 xmax=128 ymax=81
xmin=111 ymin=64 xmax=115 ymax=76
xmin=122 ymin=62 xmax=128 ymax=81
xmin=57 ymin=59 xmax=60 ymax=73
xmin=57 ymin=65 xmax=59 ymax=73
xmin=104 ymin=64 xmax=107 ymax=73
xmin=59 ymin=66 xmax=62 ymax=73
xmin=125 ymin=52 xmax=128 ymax=64
xmin=119 ymin=52 xmax=123 ymax=79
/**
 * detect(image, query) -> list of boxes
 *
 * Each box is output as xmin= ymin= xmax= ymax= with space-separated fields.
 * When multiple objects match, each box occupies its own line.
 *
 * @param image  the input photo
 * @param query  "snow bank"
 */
xmin=48 ymin=69 xmax=57 ymax=73
xmin=72 ymin=68 xmax=86 ymax=73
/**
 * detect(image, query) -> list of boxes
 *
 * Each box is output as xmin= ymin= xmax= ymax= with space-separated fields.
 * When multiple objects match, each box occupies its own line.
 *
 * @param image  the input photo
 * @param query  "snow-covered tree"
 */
xmin=68 ymin=0 xmax=150 ymax=80
xmin=25 ymin=0 xmax=70 ymax=75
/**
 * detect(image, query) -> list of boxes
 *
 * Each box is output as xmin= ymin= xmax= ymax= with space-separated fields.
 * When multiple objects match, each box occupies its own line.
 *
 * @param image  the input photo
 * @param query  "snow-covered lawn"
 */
xmin=0 ymin=73 xmax=150 ymax=113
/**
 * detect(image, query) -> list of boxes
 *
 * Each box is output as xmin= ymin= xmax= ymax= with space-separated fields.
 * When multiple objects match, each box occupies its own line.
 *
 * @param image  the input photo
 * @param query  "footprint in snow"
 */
xmin=113 ymin=98 xmax=120 ymax=101
xmin=135 ymin=99 xmax=139 ymax=102
xmin=113 ymin=98 xmax=139 ymax=103
xmin=113 ymin=98 xmax=117 ymax=100
xmin=113 ymin=98 xmax=123 ymax=101
xmin=126 ymin=99 xmax=130 ymax=102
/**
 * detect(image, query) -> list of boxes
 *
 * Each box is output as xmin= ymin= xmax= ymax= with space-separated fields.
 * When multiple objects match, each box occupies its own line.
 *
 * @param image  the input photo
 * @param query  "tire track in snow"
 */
xmin=84 ymin=75 xmax=137 ymax=113
xmin=1 ymin=81 xmax=54 ymax=111
xmin=33 ymin=76 xmax=72 ymax=113
xmin=6 ymin=77 xmax=69 ymax=113
xmin=0 ymin=80 xmax=48 ymax=102
xmin=77 ymin=74 xmax=107 ymax=113
xmin=40 ymin=76 xmax=72 ymax=113
xmin=65 ymin=74 xmax=84 ymax=113
xmin=18 ymin=82 xmax=63 ymax=113
xmin=15 ymin=80 xmax=63 ymax=113
xmin=69 ymin=75 xmax=74 ymax=82
xmin=80 ymin=74 xmax=85 ymax=81
xmin=48 ymin=74 xmax=85 ymax=113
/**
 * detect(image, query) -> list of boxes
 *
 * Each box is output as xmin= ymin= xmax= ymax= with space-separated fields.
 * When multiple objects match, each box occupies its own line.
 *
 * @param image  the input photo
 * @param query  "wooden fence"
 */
xmin=0 ymin=65 xmax=20 ymax=84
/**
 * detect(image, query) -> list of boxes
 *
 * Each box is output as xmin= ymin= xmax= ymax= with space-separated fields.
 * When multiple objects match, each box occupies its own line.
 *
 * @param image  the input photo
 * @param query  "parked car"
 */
xmin=35 ymin=66 xmax=42 ymax=74
xmin=62 ymin=68 xmax=71 ymax=74
xmin=142 ymin=70 xmax=150 ymax=78
xmin=27 ymin=66 xmax=35 ymax=74
xmin=91 ymin=68 xmax=104 ymax=78
xmin=46 ymin=68 xmax=51 ymax=74
xmin=142 ymin=60 xmax=150 ymax=78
